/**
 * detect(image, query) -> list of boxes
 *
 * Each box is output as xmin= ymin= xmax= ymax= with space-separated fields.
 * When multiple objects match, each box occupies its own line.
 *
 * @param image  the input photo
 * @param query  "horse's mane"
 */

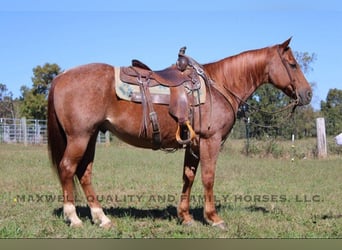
xmin=203 ymin=46 xmax=273 ymax=94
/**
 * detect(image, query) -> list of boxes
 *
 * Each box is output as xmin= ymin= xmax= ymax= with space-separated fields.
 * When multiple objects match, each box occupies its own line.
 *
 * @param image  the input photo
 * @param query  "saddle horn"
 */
xmin=177 ymin=46 xmax=189 ymax=71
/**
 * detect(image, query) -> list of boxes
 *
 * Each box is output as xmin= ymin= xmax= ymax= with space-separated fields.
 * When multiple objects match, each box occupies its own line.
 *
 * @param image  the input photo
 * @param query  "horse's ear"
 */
xmin=280 ymin=37 xmax=292 ymax=50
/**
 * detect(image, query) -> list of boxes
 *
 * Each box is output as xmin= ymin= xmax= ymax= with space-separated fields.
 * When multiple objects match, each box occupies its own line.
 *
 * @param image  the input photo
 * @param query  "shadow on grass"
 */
xmin=53 ymin=204 xmax=293 ymax=225
xmin=245 ymin=205 xmax=270 ymax=214
xmin=53 ymin=205 xmax=209 ymax=224
xmin=311 ymin=212 xmax=342 ymax=223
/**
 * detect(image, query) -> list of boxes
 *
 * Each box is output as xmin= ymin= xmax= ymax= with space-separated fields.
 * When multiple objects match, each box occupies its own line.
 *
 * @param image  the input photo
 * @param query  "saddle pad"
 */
xmin=114 ymin=67 xmax=206 ymax=105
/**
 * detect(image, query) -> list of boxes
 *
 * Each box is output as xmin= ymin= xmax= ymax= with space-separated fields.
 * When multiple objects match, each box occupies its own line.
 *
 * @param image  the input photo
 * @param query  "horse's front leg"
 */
xmin=200 ymin=136 xmax=227 ymax=230
xmin=177 ymin=145 xmax=199 ymax=225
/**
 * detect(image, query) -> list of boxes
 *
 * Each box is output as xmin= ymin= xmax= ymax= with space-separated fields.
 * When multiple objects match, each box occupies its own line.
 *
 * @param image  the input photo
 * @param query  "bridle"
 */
xmin=276 ymin=46 xmax=300 ymax=106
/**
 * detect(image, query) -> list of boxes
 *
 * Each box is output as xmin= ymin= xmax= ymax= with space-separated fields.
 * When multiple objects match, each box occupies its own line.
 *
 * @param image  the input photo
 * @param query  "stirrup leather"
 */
xmin=175 ymin=120 xmax=196 ymax=145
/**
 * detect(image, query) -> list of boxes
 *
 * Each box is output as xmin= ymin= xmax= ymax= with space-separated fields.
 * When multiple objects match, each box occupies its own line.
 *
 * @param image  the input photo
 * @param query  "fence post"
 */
xmin=21 ymin=117 xmax=27 ymax=146
xmin=316 ymin=117 xmax=327 ymax=158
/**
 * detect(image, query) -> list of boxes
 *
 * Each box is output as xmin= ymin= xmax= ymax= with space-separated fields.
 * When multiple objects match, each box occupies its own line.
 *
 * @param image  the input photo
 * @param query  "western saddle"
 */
xmin=120 ymin=47 xmax=211 ymax=149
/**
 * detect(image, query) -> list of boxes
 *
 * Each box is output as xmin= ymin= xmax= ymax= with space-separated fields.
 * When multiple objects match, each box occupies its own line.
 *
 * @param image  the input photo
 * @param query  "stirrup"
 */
xmin=176 ymin=120 xmax=196 ymax=145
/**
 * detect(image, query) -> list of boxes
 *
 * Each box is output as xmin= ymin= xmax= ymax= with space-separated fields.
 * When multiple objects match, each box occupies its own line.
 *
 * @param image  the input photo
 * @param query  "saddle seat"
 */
xmin=120 ymin=60 xmax=194 ymax=88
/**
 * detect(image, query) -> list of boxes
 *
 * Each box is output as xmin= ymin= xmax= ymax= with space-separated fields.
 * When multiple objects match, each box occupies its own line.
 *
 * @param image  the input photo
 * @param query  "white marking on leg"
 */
xmin=63 ymin=203 xmax=82 ymax=227
xmin=90 ymin=207 xmax=112 ymax=228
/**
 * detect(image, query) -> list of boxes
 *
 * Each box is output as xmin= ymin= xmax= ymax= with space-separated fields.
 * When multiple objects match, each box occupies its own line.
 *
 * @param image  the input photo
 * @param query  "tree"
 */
xmin=321 ymin=88 xmax=342 ymax=136
xmin=246 ymin=84 xmax=292 ymax=138
xmin=290 ymin=105 xmax=316 ymax=138
xmin=19 ymin=63 xmax=61 ymax=120
xmin=31 ymin=63 xmax=61 ymax=97
xmin=0 ymin=83 xmax=15 ymax=118
xmin=294 ymin=51 xmax=317 ymax=74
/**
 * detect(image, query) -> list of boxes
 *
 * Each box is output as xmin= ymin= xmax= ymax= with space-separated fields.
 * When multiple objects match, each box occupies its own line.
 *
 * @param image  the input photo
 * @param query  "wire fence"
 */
xmin=0 ymin=118 xmax=108 ymax=145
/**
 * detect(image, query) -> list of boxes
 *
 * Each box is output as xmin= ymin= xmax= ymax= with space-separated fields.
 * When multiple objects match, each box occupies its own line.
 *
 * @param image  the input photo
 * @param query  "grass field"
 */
xmin=0 ymin=139 xmax=341 ymax=238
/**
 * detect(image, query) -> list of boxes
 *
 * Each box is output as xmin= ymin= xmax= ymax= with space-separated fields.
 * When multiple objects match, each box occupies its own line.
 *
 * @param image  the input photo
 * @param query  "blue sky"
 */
xmin=1 ymin=0 xmax=341 ymax=110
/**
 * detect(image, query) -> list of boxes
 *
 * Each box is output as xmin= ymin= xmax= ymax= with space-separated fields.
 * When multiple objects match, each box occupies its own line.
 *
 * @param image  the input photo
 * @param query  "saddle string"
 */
xmin=222 ymin=84 xmax=299 ymax=129
xmin=135 ymin=69 xmax=161 ymax=147
xmin=136 ymin=74 xmax=148 ymax=137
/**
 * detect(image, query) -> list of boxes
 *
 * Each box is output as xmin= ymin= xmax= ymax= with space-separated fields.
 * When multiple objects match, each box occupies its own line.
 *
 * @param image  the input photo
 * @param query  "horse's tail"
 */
xmin=47 ymin=79 xmax=66 ymax=179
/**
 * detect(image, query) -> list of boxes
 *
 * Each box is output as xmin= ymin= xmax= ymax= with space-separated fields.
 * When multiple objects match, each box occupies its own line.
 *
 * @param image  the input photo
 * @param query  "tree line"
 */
xmin=0 ymin=63 xmax=61 ymax=120
xmin=1 ymin=55 xmax=342 ymax=139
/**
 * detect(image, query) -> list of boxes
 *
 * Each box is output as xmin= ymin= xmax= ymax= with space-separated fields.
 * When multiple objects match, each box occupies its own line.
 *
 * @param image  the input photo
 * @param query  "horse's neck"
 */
xmin=204 ymin=48 xmax=270 ymax=107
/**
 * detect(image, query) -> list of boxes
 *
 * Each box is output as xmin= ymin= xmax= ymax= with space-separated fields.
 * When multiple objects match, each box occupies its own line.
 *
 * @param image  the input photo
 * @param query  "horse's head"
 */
xmin=268 ymin=38 xmax=312 ymax=106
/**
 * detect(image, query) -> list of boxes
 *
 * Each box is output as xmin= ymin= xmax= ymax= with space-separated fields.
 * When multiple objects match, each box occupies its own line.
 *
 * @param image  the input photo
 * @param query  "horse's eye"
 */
xmin=289 ymin=62 xmax=297 ymax=69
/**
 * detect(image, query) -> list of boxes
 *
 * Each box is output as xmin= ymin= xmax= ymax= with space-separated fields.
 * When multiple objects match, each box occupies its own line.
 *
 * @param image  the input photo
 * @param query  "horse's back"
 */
xmin=54 ymin=63 xmax=115 ymax=84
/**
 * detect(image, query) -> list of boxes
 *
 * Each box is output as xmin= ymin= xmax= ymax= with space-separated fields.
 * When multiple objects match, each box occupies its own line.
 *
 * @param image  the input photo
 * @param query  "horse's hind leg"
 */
xmin=177 ymin=146 xmax=199 ymax=225
xmin=59 ymin=136 xmax=90 ymax=227
xmin=76 ymin=133 xmax=113 ymax=229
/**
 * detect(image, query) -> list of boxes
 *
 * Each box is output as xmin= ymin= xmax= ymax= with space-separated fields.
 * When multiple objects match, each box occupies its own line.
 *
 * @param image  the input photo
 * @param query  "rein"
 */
xmin=222 ymin=84 xmax=298 ymax=129
xmin=223 ymin=84 xmax=299 ymax=115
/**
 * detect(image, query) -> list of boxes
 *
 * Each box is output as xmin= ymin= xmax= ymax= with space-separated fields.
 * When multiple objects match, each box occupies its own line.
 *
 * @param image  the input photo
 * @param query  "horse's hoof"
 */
xmin=70 ymin=221 xmax=83 ymax=228
xmin=100 ymin=221 xmax=114 ymax=229
xmin=182 ymin=219 xmax=196 ymax=227
xmin=212 ymin=221 xmax=228 ymax=231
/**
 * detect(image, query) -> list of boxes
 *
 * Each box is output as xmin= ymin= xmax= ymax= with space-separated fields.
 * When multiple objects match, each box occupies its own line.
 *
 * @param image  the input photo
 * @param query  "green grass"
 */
xmin=0 ymin=140 xmax=341 ymax=238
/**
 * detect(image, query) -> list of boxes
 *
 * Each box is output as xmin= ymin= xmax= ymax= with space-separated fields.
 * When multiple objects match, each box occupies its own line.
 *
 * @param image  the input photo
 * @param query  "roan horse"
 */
xmin=48 ymin=38 xmax=312 ymax=229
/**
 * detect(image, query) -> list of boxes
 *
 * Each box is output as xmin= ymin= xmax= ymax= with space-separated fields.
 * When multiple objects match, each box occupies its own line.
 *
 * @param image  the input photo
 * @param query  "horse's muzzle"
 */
xmin=298 ymin=89 xmax=312 ymax=106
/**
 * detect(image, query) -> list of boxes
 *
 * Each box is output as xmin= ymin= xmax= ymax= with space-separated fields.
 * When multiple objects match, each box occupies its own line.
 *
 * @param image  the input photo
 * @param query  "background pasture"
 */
xmin=0 ymin=139 xmax=341 ymax=238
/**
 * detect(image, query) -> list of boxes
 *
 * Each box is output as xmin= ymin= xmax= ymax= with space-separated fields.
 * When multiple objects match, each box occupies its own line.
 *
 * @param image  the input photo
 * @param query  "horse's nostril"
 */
xmin=298 ymin=90 xmax=312 ymax=105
